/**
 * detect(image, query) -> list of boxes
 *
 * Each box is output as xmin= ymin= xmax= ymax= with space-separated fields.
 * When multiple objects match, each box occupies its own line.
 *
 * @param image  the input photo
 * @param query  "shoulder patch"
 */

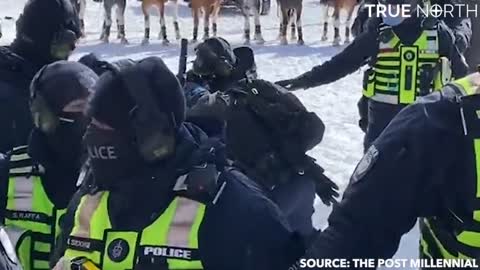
xmin=351 ymin=145 xmax=379 ymax=184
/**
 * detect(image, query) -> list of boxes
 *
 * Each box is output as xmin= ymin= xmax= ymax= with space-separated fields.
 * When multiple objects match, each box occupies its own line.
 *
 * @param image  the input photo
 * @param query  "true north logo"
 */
xmin=143 ymin=246 xmax=193 ymax=260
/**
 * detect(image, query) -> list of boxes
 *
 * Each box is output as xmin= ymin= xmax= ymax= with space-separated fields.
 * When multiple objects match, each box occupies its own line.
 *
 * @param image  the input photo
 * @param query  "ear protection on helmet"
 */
xmin=30 ymin=65 xmax=60 ymax=134
xmin=111 ymin=63 xmax=178 ymax=163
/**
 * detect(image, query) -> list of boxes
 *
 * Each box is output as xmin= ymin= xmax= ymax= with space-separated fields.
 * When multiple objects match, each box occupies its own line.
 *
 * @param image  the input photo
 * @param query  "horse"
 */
xmin=277 ymin=0 xmax=303 ymax=45
xmin=99 ymin=0 xmax=128 ymax=44
xmin=235 ymin=0 xmax=265 ymax=44
xmin=190 ymin=0 xmax=222 ymax=43
xmin=320 ymin=0 xmax=357 ymax=46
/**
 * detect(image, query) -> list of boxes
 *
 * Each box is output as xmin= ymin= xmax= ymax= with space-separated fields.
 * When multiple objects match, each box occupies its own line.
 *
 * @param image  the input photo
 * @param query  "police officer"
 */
xmin=291 ymin=71 xmax=480 ymax=269
xmin=0 ymin=61 xmax=98 ymax=270
xmin=351 ymin=0 xmax=471 ymax=136
xmin=276 ymin=0 xmax=468 ymax=151
xmin=184 ymin=37 xmax=257 ymax=137
xmin=185 ymin=38 xmax=338 ymax=241
xmin=0 ymin=0 xmax=81 ymax=153
xmin=51 ymin=56 xmax=304 ymax=270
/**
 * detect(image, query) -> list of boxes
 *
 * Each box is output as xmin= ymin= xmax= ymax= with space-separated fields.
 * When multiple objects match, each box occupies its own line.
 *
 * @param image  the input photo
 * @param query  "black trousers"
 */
xmin=363 ymin=99 xmax=406 ymax=152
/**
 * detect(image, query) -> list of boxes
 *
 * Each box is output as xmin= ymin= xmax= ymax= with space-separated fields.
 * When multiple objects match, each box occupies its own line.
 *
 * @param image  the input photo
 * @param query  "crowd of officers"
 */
xmin=0 ymin=0 xmax=479 ymax=269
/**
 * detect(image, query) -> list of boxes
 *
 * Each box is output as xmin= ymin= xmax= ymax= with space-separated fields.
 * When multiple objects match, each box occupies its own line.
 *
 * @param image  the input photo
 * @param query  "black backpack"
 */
xmin=225 ymin=79 xmax=338 ymax=205
xmin=226 ymin=79 xmax=324 ymax=161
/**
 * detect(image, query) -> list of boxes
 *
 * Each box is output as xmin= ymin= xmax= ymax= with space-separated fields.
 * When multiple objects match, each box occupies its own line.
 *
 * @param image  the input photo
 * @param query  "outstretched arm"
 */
xmin=276 ymin=31 xmax=378 ymax=91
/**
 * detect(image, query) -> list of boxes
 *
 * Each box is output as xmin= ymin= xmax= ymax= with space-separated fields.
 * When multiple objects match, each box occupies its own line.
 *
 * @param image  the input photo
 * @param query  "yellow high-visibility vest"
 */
xmin=3 ymin=145 xmax=66 ymax=270
xmin=64 ymin=191 xmax=206 ymax=270
xmin=362 ymin=22 xmax=449 ymax=104
xmin=420 ymin=75 xmax=480 ymax=259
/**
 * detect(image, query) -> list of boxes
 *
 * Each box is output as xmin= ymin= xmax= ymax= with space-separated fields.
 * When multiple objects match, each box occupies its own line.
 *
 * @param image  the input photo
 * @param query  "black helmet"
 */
xmin=87 ymin=56 xmax=186 ymax=162
xmin=30 ymin=60 xmax=98 ymax=134
xmin=193 ymin=37 xmax=237 ymax=77
xmin=16 ymin=0 xmax=81 ymax=61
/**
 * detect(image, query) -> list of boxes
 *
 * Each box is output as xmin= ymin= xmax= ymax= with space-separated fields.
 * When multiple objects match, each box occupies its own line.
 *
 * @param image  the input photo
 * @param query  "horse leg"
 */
xmin=101 ymin=1 xmax=112 ymax=42
xmin=192 ymin=7 xmax=199 ymax=43
xmin=253 ymin=0 xmax=264 ymax=44
xmin=280 ymin=8 xmax=288 ymax=45
xmin=289 ymin=9 xmax=296 ymax=41
xmin=296 ymin=6 xmax=304 ymax=45
xmin=242 ymin=4 xmax=251 ymax=44
xmin=332 ymin=6 xmax=341 ymax=46
xmin=141 ymin=4 xmax=150 ymax=45
xmin=172 ymin=0 xmax=181 ymax=40
xmin=79 ymin=0 xmax=86 ymax=37
xmin=202 ymin=6 xmax=210 ymax=40
xmin=212 ymin=1 xmax=221 ymax=37
xmin=344 ymin=5 xmax=355 ymax=44
xmin=320 ymin=3 xmax=329 ymax=41
xmin=117 ymin=0 xmax=128 ymax=44
xmin=159 ymin=3 xmax=169 ymax=44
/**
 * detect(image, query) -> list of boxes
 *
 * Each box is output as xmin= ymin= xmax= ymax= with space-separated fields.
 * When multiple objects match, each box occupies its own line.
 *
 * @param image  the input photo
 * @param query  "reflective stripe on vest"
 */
xmin=420 ymin=75 xmax=480 ymax=259
xmin=4 ymin=148 xmax=65 ymax=270
xmin=64 ymin=191 xmax=206 ymax=270
xmin=364 ymin=26 xmax=441 ymax=104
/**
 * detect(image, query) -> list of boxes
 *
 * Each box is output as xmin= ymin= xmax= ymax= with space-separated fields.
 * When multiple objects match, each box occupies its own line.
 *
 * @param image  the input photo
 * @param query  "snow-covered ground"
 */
xmin=0 ymin=0 xmax=418 ymax=266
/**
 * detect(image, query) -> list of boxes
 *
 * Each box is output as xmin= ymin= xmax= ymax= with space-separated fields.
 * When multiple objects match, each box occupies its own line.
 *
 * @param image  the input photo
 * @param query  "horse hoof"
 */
xmin=176 ymin=34 xmax=181 ymax=40
xmin=141 ymin=39 xmax=149 ymax=46
xmin=297 ymin=39 xmax=304 ymax=46
xmin=190 ymin=39 xmax=198 ymax=44
xmin=344 ymin=38 xmax=351 ymax=44
xmin=243 ymin=39 xmax=250 ymax=45
xmin=120 ymin=38 xmax=129 ymax=45
xmin=100 ymin=37 xmax=109 ymax=43
xmin=321 ymin=36 xmax=328 ymax=41
xmin=162 ymin=39 xmax=170 ymax=45
xmin=280 ymin=37 xmax=288 ymax=45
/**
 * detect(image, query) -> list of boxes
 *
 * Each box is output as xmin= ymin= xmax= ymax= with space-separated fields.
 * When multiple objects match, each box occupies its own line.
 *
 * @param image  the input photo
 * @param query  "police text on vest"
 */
xmin=143 ymin=247 xmax=192 ymax=260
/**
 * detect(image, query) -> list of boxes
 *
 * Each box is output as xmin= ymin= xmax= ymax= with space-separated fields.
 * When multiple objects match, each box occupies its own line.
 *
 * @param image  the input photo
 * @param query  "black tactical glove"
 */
xmin=276 ymin=78 xmax=305 ymax=91
xmin=305 ymin=160 xmax=339 ymax=206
